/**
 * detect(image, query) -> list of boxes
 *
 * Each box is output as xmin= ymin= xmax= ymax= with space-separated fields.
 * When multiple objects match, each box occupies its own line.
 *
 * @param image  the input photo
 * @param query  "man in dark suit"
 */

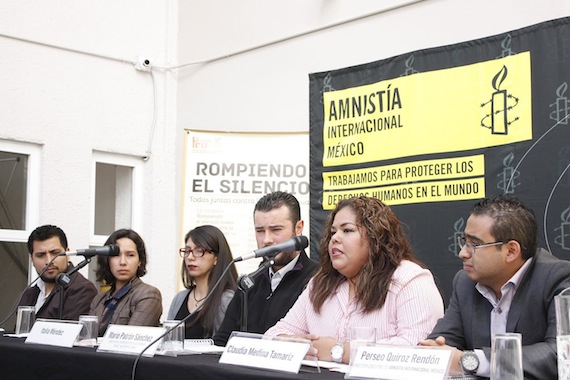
xmin=420 ymin=195 xmax=570 ymax=379
xmin=213 ymin=191 xmax=317 ymax=346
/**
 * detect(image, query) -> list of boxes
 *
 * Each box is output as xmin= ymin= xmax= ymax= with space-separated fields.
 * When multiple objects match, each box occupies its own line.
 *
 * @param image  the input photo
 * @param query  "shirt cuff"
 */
xmin=474 ymin=349 xmax=490 ymax=377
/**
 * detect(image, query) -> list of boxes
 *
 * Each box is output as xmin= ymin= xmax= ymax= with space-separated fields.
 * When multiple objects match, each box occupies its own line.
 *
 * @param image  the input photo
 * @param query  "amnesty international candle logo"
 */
xmin=400 ymin=55 xmax=419 ymax=77
xmin=496 ymin=34 xmax=514 ymax=58
xmin=319 ymin=72 xmax=336 ymax=104
xmin=555 ymin=206 xmax=570 ymax=251
xmin=480 ymin=66 xmax=520 ymax=135
xmin=448 ymin=218 xmax=465 ymax=257
xmin=550 ymin=82 xmax=570 ymax=125
xmin=496 ymin=152 xmax=520 ymax=194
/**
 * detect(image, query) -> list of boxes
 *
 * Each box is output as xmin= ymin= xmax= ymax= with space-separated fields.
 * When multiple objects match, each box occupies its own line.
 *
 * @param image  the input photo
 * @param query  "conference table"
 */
xmin=0 ymin=335 xmax=345 ymax=380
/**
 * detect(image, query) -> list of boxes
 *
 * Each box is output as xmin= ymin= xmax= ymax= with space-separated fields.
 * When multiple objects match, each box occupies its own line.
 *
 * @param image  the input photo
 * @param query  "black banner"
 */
xmin=309 ymin=16 xmax=570 ymax=302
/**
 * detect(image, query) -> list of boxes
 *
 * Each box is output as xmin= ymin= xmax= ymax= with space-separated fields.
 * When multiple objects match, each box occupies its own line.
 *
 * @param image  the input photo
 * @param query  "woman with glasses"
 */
xmin=167 ymin=225 xmax=238 ymax=339
xmin=90 ymin=229 xmax=162 ymax=336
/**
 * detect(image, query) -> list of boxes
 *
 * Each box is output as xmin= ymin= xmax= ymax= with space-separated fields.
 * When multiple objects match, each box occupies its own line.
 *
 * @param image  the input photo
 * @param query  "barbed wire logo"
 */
xmin=448 ymin=218 xmax=465 ymax=257
xmin=401 ymin=55 xmax=419 ymax=77
xmin=320 ymin=72 xmax=335 ymax=104
xmin=481 ymin=65 xmax=520 ymax=134
xmin=497 ymin=152 xmax=520 ymax=193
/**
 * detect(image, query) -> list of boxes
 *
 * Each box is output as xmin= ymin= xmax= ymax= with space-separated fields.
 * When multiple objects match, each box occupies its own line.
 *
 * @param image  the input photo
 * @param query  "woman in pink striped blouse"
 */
xmin=265 ymin=196 xmax=444 ymax=364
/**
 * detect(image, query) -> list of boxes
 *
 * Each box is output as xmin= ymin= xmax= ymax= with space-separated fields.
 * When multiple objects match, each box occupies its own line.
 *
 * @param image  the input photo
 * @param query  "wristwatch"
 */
xmin=460 ymin=351 xmax=479 ymax=374
xmin=330 ymin=342 xmax=344 ymax=363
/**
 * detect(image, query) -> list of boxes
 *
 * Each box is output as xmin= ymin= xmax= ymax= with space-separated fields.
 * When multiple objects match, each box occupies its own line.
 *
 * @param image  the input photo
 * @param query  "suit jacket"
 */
xmin=90 ymin=277 xmax=162 ymax=335
xmin=428 ymin=248 xmax=570 ymax=379
xmin=19 ymin=263 xmax=97 ymax=321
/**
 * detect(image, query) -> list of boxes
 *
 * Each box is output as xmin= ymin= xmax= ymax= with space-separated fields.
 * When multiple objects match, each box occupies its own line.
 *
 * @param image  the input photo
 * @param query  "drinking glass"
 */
xmin=490 ymin=333 xmax=523 ymax=380
xmin=161 ymin=320 xmax=184 ymax=351
xmin=15 ymin=306 xmax=35 ymax=335
xmin=556 ymin=288 xmax=570 ymax=379
xmin=349 ymin=326 xmax=376 ymax=363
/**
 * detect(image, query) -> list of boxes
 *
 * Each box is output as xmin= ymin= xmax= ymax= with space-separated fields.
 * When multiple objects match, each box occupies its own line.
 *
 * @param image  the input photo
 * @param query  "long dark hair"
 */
xmin=95 ymin=229 xmax=148 ymax=285
xmin=310 ymin=196 xmax=424 ymax=313
xmin=182 ymin=225 xmax=238 ymax=336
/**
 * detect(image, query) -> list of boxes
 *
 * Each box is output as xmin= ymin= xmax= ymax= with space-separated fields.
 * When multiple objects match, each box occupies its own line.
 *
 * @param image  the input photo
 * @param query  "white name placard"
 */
xmin=219 ymin=336 xmax=310 ymax=373
xmin=25 ymin=320 xmax=83 ymax=348
xmin=346 ymin=345 xmax=452 ymax=380
xmin=97 ymin=324 xmax=163 ymax=357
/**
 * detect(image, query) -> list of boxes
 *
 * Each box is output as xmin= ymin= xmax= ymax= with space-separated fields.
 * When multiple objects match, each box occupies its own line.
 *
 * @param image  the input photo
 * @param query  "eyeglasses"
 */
xmin=457 ymin=235 xmax=504 ymax=255
xmin=179 ymin=247 xmax=208 ymax=258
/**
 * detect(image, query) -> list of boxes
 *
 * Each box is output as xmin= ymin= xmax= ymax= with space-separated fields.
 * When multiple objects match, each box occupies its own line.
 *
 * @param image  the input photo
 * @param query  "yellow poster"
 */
xmin=322 ymin=52 xmax=532 ymax=167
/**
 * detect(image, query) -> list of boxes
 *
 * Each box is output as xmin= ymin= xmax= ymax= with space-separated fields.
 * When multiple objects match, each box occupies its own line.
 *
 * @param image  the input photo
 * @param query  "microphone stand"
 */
xmin=238 ymin=259 xmax=274 ymax=332
xmin=55 ymin=258 xmax=91 ymax=319
xmin=55 ymin=257 xmax=91 ymax=287
xmin=0 ymin=254 xmax=63 ymax=330
xmin=131 ymin=259 xmax=239 ymax=380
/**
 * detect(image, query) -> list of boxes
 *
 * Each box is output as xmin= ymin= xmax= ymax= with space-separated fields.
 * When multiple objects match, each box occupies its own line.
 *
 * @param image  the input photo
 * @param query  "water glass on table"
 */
xmin=490 ymin=333 xmax=522 ymax=380
xmin=556 ymin=289 xmax=570 ymax=379
xmin=160 ymin=320 xmax=184 ymax=352
xmin=77 ymin=315 xmax=99 ymax=347
xmin=349 ymin=326 xmax=376 ymax=363
xmin=15 ymin=306 xmax=35 ymax=335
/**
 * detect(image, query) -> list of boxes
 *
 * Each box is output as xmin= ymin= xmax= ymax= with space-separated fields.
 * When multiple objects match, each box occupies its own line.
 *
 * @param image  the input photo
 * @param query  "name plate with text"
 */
xmin=346 ymin=345 xmax=452 ymax=380
xmin=219 ymin=336 xmax=310 ymax=373
xmin=25 ymin=320 xmax=83 ymax=348
xmin=97 ymin=324 xmax=163 ymax=357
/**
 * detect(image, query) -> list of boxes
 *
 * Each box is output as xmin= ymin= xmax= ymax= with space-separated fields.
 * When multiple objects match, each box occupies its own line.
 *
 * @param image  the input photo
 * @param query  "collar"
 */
xmin=476 ymin=257 xmax=533 ymax=299
xmin=37 ymin=277 xmax=47 ymax=295
xmin=270 ymin=254 xmax=300 ymax=278
xmin=105 ymin=278 xmax=136 ymax=303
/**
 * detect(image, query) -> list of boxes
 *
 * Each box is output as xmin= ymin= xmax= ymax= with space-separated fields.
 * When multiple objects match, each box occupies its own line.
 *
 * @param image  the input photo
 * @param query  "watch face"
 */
xmin=331 ymin=344 xmax=344 ymax=361
xmin=461 ymin=352 xmax=479 ymax=372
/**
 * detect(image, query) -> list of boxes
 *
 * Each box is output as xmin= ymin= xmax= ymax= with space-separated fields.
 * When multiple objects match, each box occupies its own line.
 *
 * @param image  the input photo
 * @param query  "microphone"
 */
xmin=55 ymin=258 xmax=91 ymax=287
xmin=233 ymin=235 xmax=309 ymax=262
xmin=63 ymin=245 xmax=120 ymax=257
xmin=237 ymin=259 xmax=274 ymax=291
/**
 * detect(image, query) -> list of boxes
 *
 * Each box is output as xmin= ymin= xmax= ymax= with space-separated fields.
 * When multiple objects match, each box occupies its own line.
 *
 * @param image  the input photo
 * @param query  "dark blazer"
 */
xmin=213 ymin=251 xmax=317 ymax=346
xmin=19 ymin=263 xmax=97 ymax=321
xmin=427 ymin=248 xmax=570 ymax=380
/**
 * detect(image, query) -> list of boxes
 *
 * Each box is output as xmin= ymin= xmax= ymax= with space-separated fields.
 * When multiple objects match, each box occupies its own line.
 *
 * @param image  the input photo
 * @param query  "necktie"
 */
xmin=99 ymin=283 xmax=132 ymax=335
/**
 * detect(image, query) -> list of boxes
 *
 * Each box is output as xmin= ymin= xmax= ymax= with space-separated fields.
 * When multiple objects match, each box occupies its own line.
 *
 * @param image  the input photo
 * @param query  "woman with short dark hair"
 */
xmin=90 ymin=229 xmax=162 ymax=336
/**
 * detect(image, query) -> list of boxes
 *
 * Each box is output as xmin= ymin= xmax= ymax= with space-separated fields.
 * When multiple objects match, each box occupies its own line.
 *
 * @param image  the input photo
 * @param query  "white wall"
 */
xmin=178 ymin=0 xmax=570 ymax=133
xmin=1 ymin=0 xmax=569 ymax=319
xmin=0 ymin=0 xmax=181 ymax=314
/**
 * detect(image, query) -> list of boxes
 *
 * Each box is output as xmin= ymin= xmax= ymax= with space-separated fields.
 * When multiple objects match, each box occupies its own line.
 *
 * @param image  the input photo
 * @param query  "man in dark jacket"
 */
xmin=213 ymin=191 xmax=317 ymax=346
xmin=420 ymin=195 xmax=570 ymax=379
xmin=18 ymin=225 xmax=97 ymax=322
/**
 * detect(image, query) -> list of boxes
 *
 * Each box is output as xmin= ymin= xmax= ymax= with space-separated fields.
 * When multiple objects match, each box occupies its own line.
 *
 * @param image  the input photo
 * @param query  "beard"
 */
xmin=39 ymin=264 xmax=64 ymax=283
xmin=271 ymin=250 xmax=298 ymax=268
xmin=40 ymin=273 xmax=57 ymax=283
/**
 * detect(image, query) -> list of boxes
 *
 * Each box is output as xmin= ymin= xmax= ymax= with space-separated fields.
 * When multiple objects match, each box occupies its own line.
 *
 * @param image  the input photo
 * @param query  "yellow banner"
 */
xmin=323 ymin=155 xmax=484 ymax=190
xmin=323 ymin=177 xmax=485 ymax=210
xmin=322 ymin=52 xmax=532 ymax=167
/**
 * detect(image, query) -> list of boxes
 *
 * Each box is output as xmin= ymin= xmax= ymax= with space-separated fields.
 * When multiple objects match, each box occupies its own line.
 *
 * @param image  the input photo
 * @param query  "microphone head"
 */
xmin=107 ymin=244 xmax=120 ymax=256
xmin=294 ymin=235 xmax=309 ymax=250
